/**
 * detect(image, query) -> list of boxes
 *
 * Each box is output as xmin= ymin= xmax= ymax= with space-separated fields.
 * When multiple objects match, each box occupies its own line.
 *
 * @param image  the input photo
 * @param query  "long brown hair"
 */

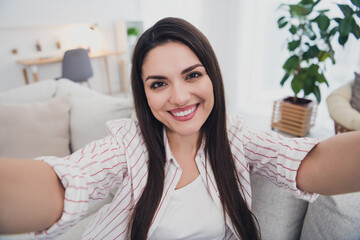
xmin=130 ymin=17 xmax=260 ymax=239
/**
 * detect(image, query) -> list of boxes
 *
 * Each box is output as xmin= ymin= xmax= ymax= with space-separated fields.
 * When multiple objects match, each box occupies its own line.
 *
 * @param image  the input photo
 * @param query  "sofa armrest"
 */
xmin=326 ymin=81 xmax=360 ymax=130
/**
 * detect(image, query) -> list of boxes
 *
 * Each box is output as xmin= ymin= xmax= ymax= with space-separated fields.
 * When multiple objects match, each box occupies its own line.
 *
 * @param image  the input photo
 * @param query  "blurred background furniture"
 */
xmin=16 ymin=50 xmax=128 ymax=95
xmin=327 ymin=79 xmax=360 ymax=134
xmin=59 ymin=48 xmax=93 ymax=88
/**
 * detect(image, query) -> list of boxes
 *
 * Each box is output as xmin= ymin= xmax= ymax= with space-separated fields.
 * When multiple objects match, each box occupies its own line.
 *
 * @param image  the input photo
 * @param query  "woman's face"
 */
xmin=142 ymin=41 xmax=214 ymax=139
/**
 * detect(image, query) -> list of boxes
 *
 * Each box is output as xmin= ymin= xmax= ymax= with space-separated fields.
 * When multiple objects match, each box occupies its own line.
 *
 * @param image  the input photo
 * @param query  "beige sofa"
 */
xmin=0 ymin=79 xmax=359 ymax=240
xmin=0 ymin=79 xmax=133 ymax=239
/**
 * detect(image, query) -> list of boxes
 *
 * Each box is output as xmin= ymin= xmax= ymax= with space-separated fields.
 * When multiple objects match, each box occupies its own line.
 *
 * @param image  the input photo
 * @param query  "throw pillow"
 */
xmin=350 ymin=72 xmax=360 ymax=112
xmin=250 ymin=173 xmax=309 ymax=240
xmin=300 ymin=193 xmax=360 ymax=239
xmin=0 ymin=94 xmax=71 ymax=158
xmin=0 ymin=79 xmax=57 ymax=103
xmin=56 ymin=79 xmax=133 ymax=152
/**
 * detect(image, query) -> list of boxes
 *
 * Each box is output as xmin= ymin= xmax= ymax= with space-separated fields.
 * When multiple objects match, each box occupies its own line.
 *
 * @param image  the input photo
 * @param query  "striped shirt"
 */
xmin=32 ymin=115 xmax=319 ymax=239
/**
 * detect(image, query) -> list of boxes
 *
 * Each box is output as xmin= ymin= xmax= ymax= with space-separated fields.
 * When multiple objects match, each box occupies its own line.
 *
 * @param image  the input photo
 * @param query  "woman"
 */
xmin=1 ymin=17 xmax=360 ymax=240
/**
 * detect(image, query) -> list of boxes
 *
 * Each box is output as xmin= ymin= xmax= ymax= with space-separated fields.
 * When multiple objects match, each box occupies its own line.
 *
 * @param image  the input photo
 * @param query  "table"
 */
xmin=16 ymin=50 xmax=128 ymax=95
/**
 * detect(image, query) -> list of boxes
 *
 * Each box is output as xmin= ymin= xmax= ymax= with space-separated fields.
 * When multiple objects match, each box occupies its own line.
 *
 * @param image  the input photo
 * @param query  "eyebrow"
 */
xmin=145 ymin=63 xmax=204 ymax=81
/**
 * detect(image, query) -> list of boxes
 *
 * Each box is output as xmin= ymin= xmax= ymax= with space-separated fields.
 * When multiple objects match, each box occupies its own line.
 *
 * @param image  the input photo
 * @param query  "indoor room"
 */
xmin=1 ymin=0 xmax=360 ymax=239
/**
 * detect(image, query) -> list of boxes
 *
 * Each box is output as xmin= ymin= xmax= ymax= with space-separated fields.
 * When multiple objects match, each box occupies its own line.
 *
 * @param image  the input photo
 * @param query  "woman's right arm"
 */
xmin=0 ymin=157 xmax=65 ymax=234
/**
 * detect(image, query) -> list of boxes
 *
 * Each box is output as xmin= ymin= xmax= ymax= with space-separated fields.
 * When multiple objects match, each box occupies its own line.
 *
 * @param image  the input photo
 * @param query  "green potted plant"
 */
xmin=127 ymin=27 xmax=140 ymax=46
xmin=127 ymin=27 xmax=139 ymax=37
xmin=271 ymin=0 xmax=360 ymax=136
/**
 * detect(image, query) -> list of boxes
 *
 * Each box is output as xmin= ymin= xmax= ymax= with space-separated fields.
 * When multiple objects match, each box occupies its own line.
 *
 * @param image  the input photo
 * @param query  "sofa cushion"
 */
xmin=300 ymin=193 xmax=360 ymax=239
xmin=250 ymin=173 xmax=309 ymax=240
xmin=0 ymin=79 xmax=57 ymax=103
xmin=0 ymin=94 xmax=71 ymax=158
xmin=55 ymin=79 xmax=133 ymax=152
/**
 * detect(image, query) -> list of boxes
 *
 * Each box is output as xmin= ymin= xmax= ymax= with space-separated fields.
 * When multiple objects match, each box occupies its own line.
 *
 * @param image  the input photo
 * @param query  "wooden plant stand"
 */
xmin=271 ymin=97 xmax=318 ymax=137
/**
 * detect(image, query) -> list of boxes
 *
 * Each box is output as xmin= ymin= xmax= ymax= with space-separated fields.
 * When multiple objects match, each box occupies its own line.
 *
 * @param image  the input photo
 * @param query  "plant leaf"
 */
xmin=339 ymin=17 xmax=353 ymax=37
xmin=280 ymin=72 xmax=291 ymax=86
xmin=277 ymin=16 xmax=288 ymax=29
xmin=351 ymin=18 xmax=360 ymax=38
xmin=291 ymin=76 xmax=302 ymax=95
xmin=304 ymin=45 xmax=320 ymax=59
xmin=278 ymin=21 xmax=288 ymax=29
xmin=338 ymin=34 xmax=349 ymax=45
xmin=316 ymin=73 xmax=329 ymax=86
xmin=283 ymin=55 xmax=300 ymax=72
xmin=334 ymin=17 xmax=342 ymax=24
xmin=318 ymin=9 xmax=330 ymax=14
xmin=313 ymin=85 xmax=321 ymax=103
xmin=289 ymin=25 xmax=297 ymax=34
xmin=290 ymin=5 xmax=312 ymax=16
xmin=277 ymin=16 xmax=285 ymax=23
xmin=351 ymin=0 xmax=360 ymax=8
xmin=337 ymin=4 xmax=354 ymax=17
xmin=300 ymin=0 xmax=314 ymax=4
xmin=308 ymin=64 xmax=319 ymax=75
xmin=357 ymin=11 xmax=360 ymax=18
xmin=315 ymin=14 xmax=330 ymax=31
xmin=328 ymin=26 xmax=339 ymax=37
xmin=317 ymin=50 xmax=329 ymax=62
xmin=288 ymin=40 xmax=301 ymax=51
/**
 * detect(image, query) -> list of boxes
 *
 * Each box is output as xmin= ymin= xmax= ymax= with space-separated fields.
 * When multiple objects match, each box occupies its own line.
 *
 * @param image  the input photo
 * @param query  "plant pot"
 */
xmin=271 ymin=96 xmax=318 ymax=137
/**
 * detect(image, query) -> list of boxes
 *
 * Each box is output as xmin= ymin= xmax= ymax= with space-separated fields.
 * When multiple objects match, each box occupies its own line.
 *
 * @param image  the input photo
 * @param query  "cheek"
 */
xmin=145 ymin=91 xmax=165 ymax=114
xmin=202 ymin=79 xmax=215 ymax=106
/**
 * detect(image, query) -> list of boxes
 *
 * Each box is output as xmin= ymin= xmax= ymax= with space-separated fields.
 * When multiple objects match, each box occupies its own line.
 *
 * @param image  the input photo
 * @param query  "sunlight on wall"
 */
xmin=61 ymin=24 xmax=105 ymax=52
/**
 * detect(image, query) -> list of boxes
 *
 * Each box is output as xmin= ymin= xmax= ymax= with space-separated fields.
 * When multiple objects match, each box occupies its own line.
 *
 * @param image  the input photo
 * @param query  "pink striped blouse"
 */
xmin=32 ymin=115 xmax=319 ymax=239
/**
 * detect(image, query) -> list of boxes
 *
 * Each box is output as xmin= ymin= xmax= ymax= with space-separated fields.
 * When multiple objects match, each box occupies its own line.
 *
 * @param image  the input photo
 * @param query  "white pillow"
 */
xmin=0 ymin=94 xmax=71 ymax=158
xmin=55 ymin=79 xmax=134 ymax=152
xmin=0 ymin=79 xmax=58 ymax=103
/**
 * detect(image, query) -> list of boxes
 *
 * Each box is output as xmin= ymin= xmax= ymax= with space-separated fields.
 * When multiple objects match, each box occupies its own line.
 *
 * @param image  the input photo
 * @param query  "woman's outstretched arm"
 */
xmin=297 ymin=131 xmax=360 ymax=195
xmin=0 ymin=157 xmax=64 ymax=234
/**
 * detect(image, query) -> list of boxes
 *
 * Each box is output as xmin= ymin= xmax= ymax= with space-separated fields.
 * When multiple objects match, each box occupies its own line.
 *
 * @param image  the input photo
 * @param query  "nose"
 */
xmin=169 ymin=81 xmax=191 ymax=106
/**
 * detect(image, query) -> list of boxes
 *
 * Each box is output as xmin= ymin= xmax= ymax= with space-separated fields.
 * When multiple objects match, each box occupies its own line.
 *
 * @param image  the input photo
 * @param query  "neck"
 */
xmin=166 ymin=129 xmax=201 ymax=159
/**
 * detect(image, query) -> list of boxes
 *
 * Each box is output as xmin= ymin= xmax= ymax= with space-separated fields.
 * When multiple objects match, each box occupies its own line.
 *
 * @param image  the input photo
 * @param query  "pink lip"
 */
xmin=168 ymin=104 xmax=199 ymax=121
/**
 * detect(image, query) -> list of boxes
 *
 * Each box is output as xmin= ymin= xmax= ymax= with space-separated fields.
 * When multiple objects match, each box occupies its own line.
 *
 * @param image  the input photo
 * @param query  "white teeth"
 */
xmin=172 ymin=106 xmax=196 ymax=117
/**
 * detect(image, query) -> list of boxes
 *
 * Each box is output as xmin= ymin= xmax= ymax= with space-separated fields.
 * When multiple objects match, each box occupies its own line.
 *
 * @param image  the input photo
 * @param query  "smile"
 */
xmin=172 ymin=106 xmax=196 ymax=117
xmin=169 ymin=104 xmax=199 ymax=121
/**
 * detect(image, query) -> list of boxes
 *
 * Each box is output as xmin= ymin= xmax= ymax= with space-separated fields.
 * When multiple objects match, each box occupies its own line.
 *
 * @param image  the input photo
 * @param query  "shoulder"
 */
xmin=105 ymin=118 xmax=143 ymax=146
xmin=226 ymin=114 xmax=250 ymax=142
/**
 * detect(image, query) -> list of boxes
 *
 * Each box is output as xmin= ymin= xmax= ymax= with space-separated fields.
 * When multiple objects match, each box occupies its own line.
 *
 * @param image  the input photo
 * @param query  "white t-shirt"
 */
xmin=149 ymin=175 xmax=226 ymax=239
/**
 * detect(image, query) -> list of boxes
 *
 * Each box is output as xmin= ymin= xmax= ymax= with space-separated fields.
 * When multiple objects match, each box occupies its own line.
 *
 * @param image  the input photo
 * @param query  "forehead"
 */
xmin=142 ymin=42 xmax=201 ymax=77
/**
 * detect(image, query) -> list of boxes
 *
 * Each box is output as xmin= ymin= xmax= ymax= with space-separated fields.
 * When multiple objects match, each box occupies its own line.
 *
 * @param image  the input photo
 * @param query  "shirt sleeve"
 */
xmin=30 ymin=134 xmax=128 ymax=239
xmin=228 ymin=114 xmax=320 ymax=202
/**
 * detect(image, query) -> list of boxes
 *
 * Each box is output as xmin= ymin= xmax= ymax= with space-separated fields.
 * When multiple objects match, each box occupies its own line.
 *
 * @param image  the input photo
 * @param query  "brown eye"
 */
xmin=150 ymin=81 xmax=166 ymax=89
xmin=186 ymin=72 xmax=202 ymax=79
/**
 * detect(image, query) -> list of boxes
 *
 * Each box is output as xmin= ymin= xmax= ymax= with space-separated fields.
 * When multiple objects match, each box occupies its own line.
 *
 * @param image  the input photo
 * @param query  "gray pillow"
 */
xmin=300 ymin=193 xmax=360 ymax=240
xmin=250 ymin=173 xmax=309 ymax=240
xmin=350 ymin=72 xmax=360 ymax=112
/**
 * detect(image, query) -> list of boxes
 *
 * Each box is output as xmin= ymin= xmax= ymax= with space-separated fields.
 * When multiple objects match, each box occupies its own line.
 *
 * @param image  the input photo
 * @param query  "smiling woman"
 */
xmin=1 ymin=17 xmax=360 ymax=240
